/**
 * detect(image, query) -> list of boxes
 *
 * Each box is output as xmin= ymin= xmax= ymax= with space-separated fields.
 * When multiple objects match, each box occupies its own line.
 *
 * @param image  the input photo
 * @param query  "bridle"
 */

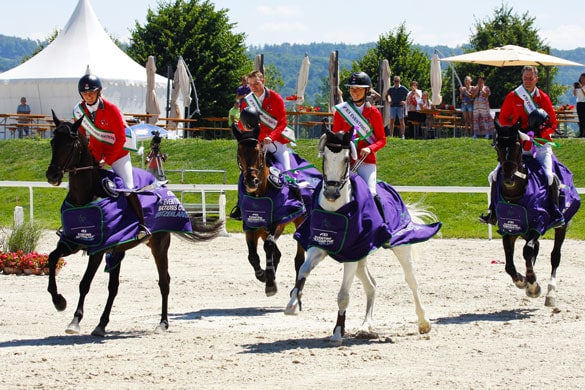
xmin=48 ymin=122 xmax=96 ymax=176
xmin=321 ymin=140 xmax=351 ymax=192
xmin=237 ymin=136 xmax=268 ymax=190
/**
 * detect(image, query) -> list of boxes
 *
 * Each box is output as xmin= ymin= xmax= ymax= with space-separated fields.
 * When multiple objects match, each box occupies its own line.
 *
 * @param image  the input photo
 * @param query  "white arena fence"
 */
xmin=1 ymin=181 xmax=584 ymax=240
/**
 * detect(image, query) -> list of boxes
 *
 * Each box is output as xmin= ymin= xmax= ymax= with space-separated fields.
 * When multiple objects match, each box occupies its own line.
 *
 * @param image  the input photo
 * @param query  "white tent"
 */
xmin=0 ymin=0 xmax=168 ymax=119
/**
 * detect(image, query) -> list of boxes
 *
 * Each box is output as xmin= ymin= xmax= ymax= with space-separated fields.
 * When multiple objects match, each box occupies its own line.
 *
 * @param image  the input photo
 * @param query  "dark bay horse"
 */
xmin=492 ymin=121 xmax=580 ymax=306
xmin=285 ymin=130 xmax=441 ymax=343
xmin=45 ymin=112 xmax=223 ymax=336
xmin=231 ymin=123 xmax=320 ymax=297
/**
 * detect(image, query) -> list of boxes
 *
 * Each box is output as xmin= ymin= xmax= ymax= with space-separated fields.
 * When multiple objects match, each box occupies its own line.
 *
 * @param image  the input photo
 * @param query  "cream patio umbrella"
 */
xmin=328 ymin=50 xmax=343 ymax=113
xmin=145 ymin=56 xmax=161 ymax=124
xmin=380 ymin=58 xmax=392 ymax=128
xmin=168 ymin=56 xmax=192 ymax=131
xmin=430 ymin=53 xmax=442 ymax=106
xmin=440 ymin=45 xmax=583 ymax=67
xmin=254 ymin=54 xmax=265 ymax=75
xmin=295 ymin=54 xmax=310 ymax=105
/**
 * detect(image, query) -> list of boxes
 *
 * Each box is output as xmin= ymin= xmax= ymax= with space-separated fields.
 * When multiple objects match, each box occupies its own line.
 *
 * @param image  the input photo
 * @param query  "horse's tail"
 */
xmin=406 ymin=201 xmax=442 ymax=239
xmin=174 ymin=219 xmax=225 ymax=243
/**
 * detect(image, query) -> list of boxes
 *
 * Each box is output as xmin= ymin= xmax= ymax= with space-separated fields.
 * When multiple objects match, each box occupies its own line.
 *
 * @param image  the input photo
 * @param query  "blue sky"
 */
xmin=2 ymin=0 xmax=584 ymax=50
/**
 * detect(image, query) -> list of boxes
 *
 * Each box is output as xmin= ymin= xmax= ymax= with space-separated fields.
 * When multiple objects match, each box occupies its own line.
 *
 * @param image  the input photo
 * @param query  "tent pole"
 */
xmin=166 ymin=64 xmax=172 ymax=118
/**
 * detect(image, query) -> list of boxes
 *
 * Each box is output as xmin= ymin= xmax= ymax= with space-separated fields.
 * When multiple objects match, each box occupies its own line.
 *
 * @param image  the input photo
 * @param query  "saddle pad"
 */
xmin=61 ymin=204 xmax=105 ymax=247
xmin=307 ymin=210 xmax=349 ymax=254
xmin=496 ymin=203 xmax=528 ymax=235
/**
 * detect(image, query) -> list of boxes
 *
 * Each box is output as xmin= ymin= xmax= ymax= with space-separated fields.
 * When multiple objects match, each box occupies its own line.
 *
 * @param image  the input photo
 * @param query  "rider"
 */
xmin=480 ymin=65 xmax=559 ymax=225
xmin=332 ymin=71 xmax=387 ymax=218
xmin=73 ymin=73 xmax=150 ymax=241
xmin=230 ymin=70 xmax=295 ymax=219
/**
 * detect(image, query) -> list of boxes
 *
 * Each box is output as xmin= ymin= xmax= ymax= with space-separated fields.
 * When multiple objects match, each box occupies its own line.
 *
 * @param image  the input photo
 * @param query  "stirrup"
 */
xmin=137 ymin=224 xmax=151 ymax=242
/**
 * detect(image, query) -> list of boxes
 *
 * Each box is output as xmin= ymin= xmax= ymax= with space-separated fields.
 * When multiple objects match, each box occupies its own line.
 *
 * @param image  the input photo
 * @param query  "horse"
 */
xmin=285 ymin=129 xmax=441 ymax=343
xmin=45 ymin=112 xmax=224 ymax=336
xmin=490 ymin=120 xmax=580 ymax=306
xmin=231 ymin=123 xmax=320 ymax=297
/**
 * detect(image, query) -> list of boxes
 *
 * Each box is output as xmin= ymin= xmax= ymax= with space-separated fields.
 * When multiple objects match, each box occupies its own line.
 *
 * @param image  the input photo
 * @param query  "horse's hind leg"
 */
xmin=545 ymin=227 xmax=566 ymax=307
xmin=91 ymin=252 xmax=124 ymax=337
xmin=331 ymin=262 xmax=358 ymax=343
xmin=151 ymin=233 xmax=171 ymax=333
xmin=66 ymin=253 xmax=106 ymax=335
xmin=392 ymin=246 xmax=430 ymax=334
xmin=354 ymin=259 xmax=377 ymax=339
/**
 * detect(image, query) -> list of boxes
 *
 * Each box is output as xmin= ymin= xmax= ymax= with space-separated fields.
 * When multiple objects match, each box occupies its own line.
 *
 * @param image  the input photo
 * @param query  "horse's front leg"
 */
xmin=66 ymin=253 xmax=105 ymax=335
xmin=91 ymin=252 xmax=124 ymax=337
xmin=263 ymin=233 xmax=279 ymax=297
xmin=522 ymin=232 xmax=541 ymax=298
xmin=503 ymin=235 xmax=525 ymax=288
xmin=331 ymin=261 xmax=359 ymax=344
xmin=392 ymin=246 xmax=430 ymax=334
xmin=285 ymin=247 xmax=328 ymax=315
xmin=47 ymin=243 xmax=72 ymax=312
xmin=354 ymin=259 xmax=378 ymax=339
xmin=545 ymin=226 xmax=566 ymax=307
xmin=245 ymin=232 xmax=264 ymax=282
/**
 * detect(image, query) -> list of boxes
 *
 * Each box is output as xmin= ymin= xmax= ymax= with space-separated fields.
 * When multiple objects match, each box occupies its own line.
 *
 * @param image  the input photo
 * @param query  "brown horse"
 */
xmin=45 ymin=112 xmax=223 ymax=336
xmin=231 ymin=123 xmax=318 ymax=297
xmin=492 ymin=120 xmax=580 ymax=306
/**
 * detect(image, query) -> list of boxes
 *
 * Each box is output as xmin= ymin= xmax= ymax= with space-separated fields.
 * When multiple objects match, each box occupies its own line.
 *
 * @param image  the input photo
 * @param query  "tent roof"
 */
xmin=0 ymin=0 xmax=166 ymax=84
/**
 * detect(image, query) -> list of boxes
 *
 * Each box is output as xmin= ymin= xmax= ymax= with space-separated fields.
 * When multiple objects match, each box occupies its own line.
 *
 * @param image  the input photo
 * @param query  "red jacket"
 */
xmin=499 ymin=87 xmax=557 ymax=143
xmin=332 ymin=102 xmax=386 ymax=165
xmin=240 ymin=88 xmax=291 ymax=144
xmin=78 ymin=98 xmax=129 ymax=166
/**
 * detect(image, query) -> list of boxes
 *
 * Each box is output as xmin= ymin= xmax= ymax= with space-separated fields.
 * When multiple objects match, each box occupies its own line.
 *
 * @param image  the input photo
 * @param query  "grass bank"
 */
xmin=1 ymin=136 xmax=584 ymax=239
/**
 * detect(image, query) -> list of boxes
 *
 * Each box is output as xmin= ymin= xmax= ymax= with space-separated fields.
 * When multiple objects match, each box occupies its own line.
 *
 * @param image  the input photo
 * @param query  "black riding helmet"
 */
xmin=528 ymin=108 xmax=550 ymax=130
xmin=345 ymin=72 xmax=372 ymax=88
xmin=78 ymin=74 xmax=102 ymax=96
xmin=240 ymin=106 xmax=260 ymax=130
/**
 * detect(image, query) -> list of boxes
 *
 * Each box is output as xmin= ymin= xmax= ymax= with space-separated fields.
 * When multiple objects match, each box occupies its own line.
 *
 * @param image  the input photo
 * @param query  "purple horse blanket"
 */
xmin=59 ymin=169 xmax=192 ymax=255
xmin=239 ymin=152 xmax=322 ymax=231
xmin=494 ymin=156 xmax=580 ymax=236
xmin=294 ymin=174 xmax=442 ymax=263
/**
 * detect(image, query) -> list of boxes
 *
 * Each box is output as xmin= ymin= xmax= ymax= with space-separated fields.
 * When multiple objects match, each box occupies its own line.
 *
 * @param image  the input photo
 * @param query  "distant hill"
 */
xmin=1 ymin=33 xmax=582 ymax=105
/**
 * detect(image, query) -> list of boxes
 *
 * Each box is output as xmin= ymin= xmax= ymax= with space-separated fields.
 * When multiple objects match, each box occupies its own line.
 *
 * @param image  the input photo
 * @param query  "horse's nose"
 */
xmin=323 ymin=184 xmax=340 ymax=201
xmin=46 ymin=169 xmax=63 ymax=186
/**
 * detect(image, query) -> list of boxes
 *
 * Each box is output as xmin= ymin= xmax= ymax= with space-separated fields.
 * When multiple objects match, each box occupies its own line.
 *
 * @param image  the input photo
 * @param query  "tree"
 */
xmin=352 ymin=23 xmax=431 ymax=97
xmin=127 ymin=0 xmax=252 ymax=117
xmin=450 ymin=4 xmax=562 ymax=108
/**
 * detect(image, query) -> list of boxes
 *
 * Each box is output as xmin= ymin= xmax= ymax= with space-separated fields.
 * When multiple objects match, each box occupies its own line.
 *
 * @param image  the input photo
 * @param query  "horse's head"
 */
xmin=318 ymin=129 xmax=355 ymax=201
xmin=494 ymin=118 xmax=526 ymax=192
xmin=232 ymin=118 xmax=266 ymax=195
xmin=45 ymin=111 xmax=88 ymax=186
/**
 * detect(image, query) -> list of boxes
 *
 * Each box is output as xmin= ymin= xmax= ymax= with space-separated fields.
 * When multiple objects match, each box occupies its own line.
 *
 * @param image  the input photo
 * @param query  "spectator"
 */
xmin=228 ymin=100 xmax=240 ymax=127
xmin=471 ymin=75 xmax=495 ymax=139
xmin=406 ymin=80 xmax=424 ymax=137
xmin=573 ymin=73 xmax=585 ymax=137
xmin=459 ymin=76 xmax=474 ymax=137
xmin=385 ymin=76 xmax=409 ymax=139
xmin=235 ymin=76 xmax=251 ymax=103
xmin=16 ymin=96 xmax=31 ymax=138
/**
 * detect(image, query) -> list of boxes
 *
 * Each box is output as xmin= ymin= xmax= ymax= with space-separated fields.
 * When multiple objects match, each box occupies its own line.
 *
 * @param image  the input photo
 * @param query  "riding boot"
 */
xmin=479 ymin=182 xmax=498 ymax=225
xmin=373 ymin=194 xmax=387 ymax=223
xmin=549 ymin=176 xmax=560 ymax=210
xmin=289 ymin=185 xmax=303 ymax=202
xmin=127 ymin=192 xmax=151 ymax=241
xmin=229 ymin=202 xmax=242 ymax=220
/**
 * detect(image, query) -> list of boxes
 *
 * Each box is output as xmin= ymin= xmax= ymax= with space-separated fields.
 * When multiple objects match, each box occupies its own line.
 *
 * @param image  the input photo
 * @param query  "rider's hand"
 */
xmin=263 ymin=137 xmax=272 ymax=145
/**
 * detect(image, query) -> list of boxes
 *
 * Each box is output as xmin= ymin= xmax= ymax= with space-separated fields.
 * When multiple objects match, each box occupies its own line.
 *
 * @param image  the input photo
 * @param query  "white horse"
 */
xmin=284 ymin=129 xmax=441 ymax=343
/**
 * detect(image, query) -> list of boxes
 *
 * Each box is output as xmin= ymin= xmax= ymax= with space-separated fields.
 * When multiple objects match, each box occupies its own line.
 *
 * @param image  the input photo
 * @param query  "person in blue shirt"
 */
xmin=385 ymin=76 xmax=409 ymax=139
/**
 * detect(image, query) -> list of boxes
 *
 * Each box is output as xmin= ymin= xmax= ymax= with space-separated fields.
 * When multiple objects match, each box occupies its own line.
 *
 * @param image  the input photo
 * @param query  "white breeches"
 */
xmin=111 ymin=153 xmax=134 ymax=190
xmin=355 ymin=162 xmax=377 ymax=195
xmin=264 ymin=141 xmax=292 ymax=171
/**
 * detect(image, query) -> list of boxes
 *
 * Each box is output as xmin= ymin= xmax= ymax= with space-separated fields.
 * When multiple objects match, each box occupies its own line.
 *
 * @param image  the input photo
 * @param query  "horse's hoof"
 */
xmin=265 ymin=283 xmax=278 ymax=297
xmin=419 ymin=321 xmax=431 ymax=334
xmin=514 ymin=279 xmax=527 ymax=289
xmin=53 ymin=295 xmax=67 ymax=312
xmin=526 ymin=283 xmax=541 ymax=298
xmin=154 ymin=324 xmax=168 ymax=334
xmin=544 ymin=296 xmax=556 ymax=307
xmin=65 ymin=321 xmax=80 ymax=335
xmin=284 ymin=303 xmax=298 ymax=315
xmin=330 ymin=326 xmax=343 ymax=344
xmin=91 ymin=326 xmax=106 ymax=337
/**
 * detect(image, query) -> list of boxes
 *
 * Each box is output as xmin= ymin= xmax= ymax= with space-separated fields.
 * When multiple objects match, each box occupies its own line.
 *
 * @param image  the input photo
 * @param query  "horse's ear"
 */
xmin=318 ymin=132 xmax=328 ymax=154
xmin=251 ymin=123 xmax=260 ymax=140
xmin=231 ymin=123 xmax=243 ymax=142
xmin=342 ymin=130 xmax=353 ymax=146
xmin=51 ymin=109 xmax=61 ymax=126
xmin=320 ymin=119 xmax=329 ymax=136
xmin=73 ymin=115 xmax=84 ymax=130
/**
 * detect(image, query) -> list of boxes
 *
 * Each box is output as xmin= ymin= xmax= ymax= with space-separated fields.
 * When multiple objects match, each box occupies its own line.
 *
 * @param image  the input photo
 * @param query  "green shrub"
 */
xmin=1 ymin=222 xmax=43 ymax=253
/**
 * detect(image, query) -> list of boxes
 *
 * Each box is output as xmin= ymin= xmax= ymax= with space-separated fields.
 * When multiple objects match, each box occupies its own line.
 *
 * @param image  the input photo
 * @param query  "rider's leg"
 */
xmin=479 ymin=164 xmax=499 ymax=225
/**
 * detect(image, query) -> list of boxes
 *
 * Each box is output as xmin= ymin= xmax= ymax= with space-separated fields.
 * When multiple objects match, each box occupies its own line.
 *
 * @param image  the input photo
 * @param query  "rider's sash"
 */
xmin=334 ymin=102 xmax=375 ymax=144
xmin=514 ymin=85 xmax=537 ymax=115
xmin=244 ymin=93 xmax=296 ymax=145
xmin=73 ymin=104 xmax=137 ymax=151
